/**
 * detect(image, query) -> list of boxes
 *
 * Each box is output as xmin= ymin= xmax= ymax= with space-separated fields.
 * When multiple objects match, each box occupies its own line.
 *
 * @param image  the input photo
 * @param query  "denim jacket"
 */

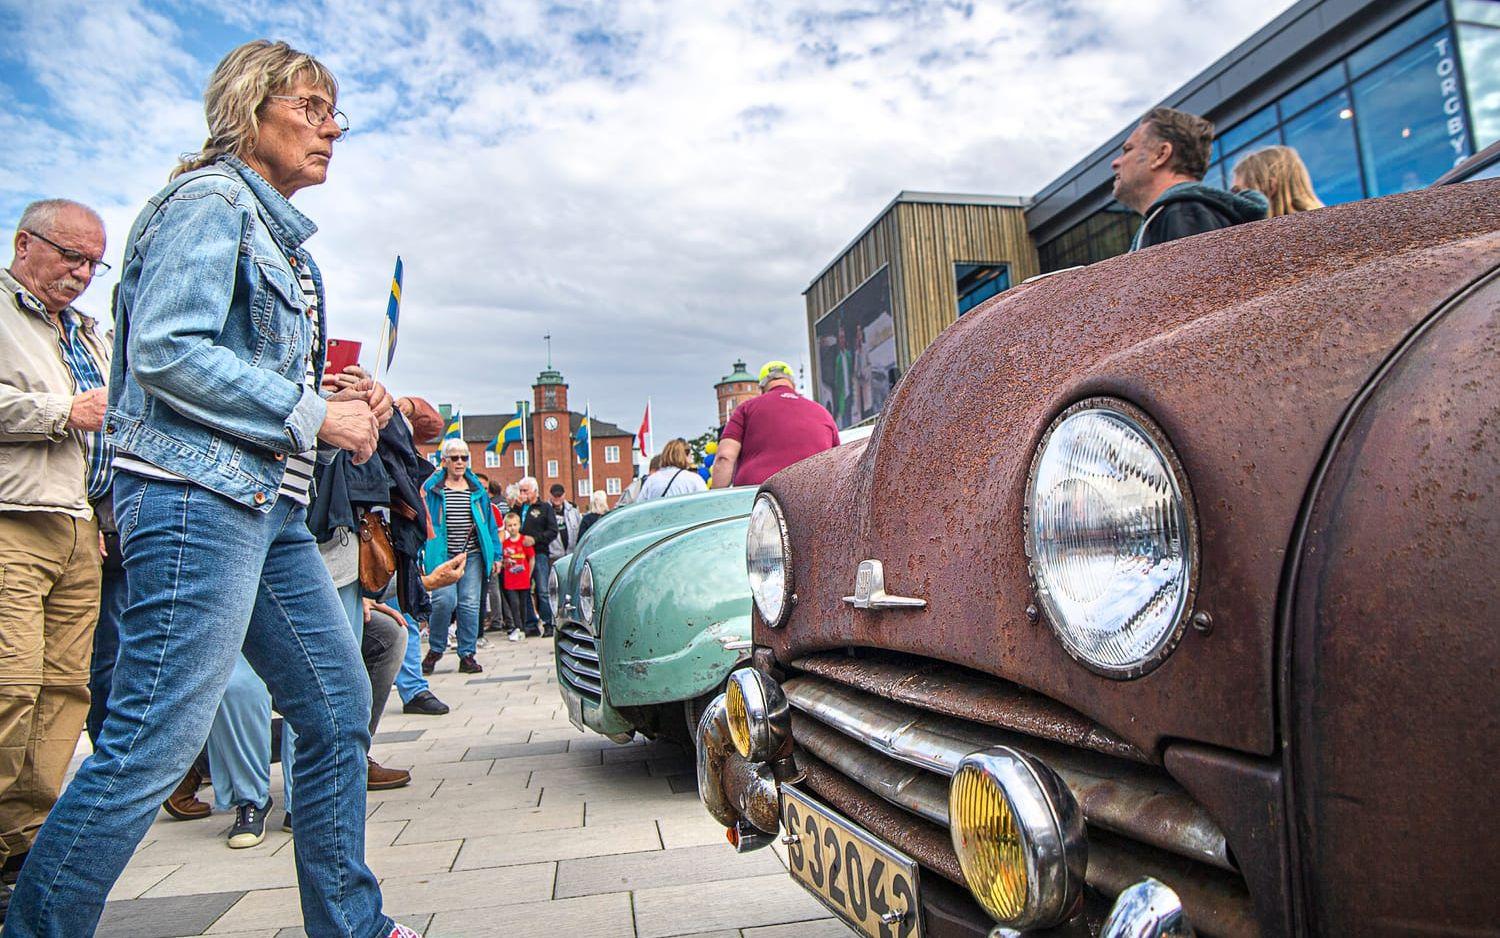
xmin=106 ymin=156 xmax=329 ymax=512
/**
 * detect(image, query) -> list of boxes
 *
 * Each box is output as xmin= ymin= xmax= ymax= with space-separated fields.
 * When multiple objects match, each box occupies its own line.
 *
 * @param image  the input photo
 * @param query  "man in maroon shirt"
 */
xmin=711 ymin=361 xmax=840 ymax=488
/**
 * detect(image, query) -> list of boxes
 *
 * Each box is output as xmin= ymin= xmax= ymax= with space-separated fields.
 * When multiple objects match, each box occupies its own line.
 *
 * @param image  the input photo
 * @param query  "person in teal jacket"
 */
xmin=420 ymin=439 xmax=500 ymax=674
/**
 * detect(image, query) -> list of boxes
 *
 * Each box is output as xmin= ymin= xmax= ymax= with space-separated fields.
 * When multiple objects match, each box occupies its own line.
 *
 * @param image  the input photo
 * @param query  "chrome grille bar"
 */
xmin=785 ymin=674 xmax=1232 ymax=871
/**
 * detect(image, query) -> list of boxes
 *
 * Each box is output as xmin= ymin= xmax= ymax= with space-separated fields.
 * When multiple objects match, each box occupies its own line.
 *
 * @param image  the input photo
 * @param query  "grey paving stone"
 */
xmin=372 ymin=729 xmax=425 ymax=744
xmin=633 ymin=872 xmax=832 ymax=937
xmin=464 ymin=674 xmax=528 ymax=683
xmin=459 ymin=738 xmax=569 ymax=761
xmin=273 ymin=914 xmax=430 ymax=937
xmin=667 ymin=772 xmax=699 ymax=794
xmin=554 ymin=842 xmax=783 ymax=898
xmin=744 ymin=920 xmax=857 ymax=936
xmin=98 ymin=891 xmax=243 ymax=938
xmin=428 ymin=893 xmax=634 ymax=938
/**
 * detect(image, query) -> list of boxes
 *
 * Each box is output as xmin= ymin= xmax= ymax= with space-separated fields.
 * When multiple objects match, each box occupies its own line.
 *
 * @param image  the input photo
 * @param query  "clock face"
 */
xmin=544 ymin=416 xmax=559 ymax=431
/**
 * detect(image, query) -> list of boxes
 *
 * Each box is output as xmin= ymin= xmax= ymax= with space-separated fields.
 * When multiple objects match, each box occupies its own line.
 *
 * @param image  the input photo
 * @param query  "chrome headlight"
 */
xmin=547 ymin=564 xmax=561 ymax=618
xmin=724 ymin=669 xmax=790 ymax=761
xmin=1024 ymin=398 xmax=1197 ymax=679
xmin=746 ymin=494 xmax=792 ymax=627
xmin=949 ymin=747 xmax=1086 ymax=929
xmin=577 ymin=561 xmax=595 ymax=625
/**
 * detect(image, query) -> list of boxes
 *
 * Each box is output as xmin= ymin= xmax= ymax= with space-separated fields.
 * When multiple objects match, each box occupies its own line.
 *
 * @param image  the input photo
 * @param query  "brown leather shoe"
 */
xmin=367 ymin=758 xmax=411 ymax=791
xmin=162 ymin=764 xmax=211 ymax=820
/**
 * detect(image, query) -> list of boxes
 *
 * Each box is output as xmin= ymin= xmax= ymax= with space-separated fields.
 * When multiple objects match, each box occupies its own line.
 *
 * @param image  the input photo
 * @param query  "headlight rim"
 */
xmin=1022 ymin=396 xmax=1200 ymax=681
xmin=747 ymin=492 xmax=793 ymax=628
xmin=577 ymin=560 xmax=596 ymax=626
xmin=547 ymin=564 xmax=561 ymax=619
xmin=724 ymin=668 xmax=790 ymax=761
xmin=949 ymin=746 xmax=1086 ymax=930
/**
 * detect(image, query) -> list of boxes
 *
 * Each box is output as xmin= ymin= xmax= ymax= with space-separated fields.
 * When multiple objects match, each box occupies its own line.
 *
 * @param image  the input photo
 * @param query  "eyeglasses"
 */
xmin=25 ymin=230 xmax=110 ymax=274
xmin=268 ymin=94 xmax=350 ymax=134
xmin=447 ymin=455 xmax=469 ymax=462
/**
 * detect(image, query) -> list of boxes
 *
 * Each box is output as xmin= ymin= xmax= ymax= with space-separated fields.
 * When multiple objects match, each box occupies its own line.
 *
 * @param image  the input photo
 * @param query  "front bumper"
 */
xmin=695 ymin=667 xmax=1206 ymax=937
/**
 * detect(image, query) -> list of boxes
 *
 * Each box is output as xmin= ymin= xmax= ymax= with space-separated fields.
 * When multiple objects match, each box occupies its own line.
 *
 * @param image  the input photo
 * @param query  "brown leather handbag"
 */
xmin=358 ymin=510 xmax=397 ymax=594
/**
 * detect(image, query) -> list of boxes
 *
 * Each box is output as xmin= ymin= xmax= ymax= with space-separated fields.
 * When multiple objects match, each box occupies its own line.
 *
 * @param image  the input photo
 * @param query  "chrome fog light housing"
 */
xmin=577 ymin=561 xmax=596 ymax=625
xmin=1101 ymin=878 xmax=1195 ymax=938
xmin=724 ymin=669 xmax=790 ymax=761
xmin=949 ymin=747 xmax=1086 ymax=930
xmin=746 ymin=494 xmax=792 ymax=626
xmin=1024 ymin=398 xmax=1198 ymax=679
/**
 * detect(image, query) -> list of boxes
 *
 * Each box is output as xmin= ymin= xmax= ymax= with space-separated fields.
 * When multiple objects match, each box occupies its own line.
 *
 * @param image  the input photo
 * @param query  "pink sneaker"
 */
xmin=387 ymin=924 xmax=423 ymax=938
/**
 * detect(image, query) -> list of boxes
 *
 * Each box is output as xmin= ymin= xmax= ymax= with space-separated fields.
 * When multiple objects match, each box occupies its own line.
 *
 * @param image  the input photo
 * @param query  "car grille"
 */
xmin=783 ymin=650 xmax=1257 ymax=938
xmin=557 ymin=619 xmax=603 ymax=700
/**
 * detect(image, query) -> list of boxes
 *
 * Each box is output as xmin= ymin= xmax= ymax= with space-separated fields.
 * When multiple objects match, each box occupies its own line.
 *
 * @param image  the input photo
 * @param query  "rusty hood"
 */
xmin=760 ymin=181 xmax=1500 ymax=758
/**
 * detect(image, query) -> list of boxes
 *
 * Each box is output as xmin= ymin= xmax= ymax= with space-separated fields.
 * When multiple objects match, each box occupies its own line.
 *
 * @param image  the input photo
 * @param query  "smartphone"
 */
xmin=326 ymin=339 xmax=361 ymax=376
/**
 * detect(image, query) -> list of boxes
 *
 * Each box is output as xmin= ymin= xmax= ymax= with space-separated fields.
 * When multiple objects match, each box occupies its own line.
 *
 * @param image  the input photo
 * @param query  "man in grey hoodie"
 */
xmin=1112 ymin=106 xmax=1269 ymax=251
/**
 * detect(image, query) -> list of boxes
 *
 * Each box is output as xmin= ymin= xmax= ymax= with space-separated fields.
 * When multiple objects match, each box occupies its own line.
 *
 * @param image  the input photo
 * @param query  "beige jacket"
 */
xmin=0 ymin=268 xmax=110 ymax=519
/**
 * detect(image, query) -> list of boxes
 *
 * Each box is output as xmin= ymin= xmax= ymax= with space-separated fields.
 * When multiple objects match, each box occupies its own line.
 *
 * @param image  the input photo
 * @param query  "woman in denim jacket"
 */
xmin=7 ymin=41 xmax=417 ymax=938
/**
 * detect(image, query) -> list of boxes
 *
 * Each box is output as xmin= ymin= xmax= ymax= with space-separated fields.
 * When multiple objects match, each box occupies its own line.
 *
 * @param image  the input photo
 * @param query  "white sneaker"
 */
xmin=446 ymin=634 xmax=458 ymax=650
xmin=386 ymin=923 xmax=423 ymax=938
xmin=508 ymin=629 xmax=522 ymax=642
xmin=476 ymin=636 xmax=491 ymax=649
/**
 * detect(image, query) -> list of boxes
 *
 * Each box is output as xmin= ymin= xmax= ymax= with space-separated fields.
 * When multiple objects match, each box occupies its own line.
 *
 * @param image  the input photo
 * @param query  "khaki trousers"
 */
xmin=0 ymin=510 xmax=99 ymax=861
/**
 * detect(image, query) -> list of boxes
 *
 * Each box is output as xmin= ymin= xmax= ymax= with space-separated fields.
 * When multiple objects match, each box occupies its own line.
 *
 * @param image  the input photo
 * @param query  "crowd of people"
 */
xmin=0 ymin=31 xmax=1334 ymax=938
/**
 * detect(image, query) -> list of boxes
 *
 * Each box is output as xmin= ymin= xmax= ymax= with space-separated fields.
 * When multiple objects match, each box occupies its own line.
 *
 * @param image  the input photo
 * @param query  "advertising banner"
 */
xmin=815 ymin=266 xmax=898 ymax=429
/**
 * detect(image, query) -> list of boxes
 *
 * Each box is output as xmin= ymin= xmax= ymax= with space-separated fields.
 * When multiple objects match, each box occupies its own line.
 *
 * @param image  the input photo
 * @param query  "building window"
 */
xmin=542 ymin=388 xmax=558 ymax=410
xmin=1282 ymin=91 xmax=1364 ymax=205
xmin=1456 ymin=1 xmax=1500 ymax=148
xmin=577 ymin=479 xmax=593 ymax=497
xmin=484 ymin=450 xmax=499 ymax=468
xmin=427 ymin=452 xmax=441 ymax=468
xmin=513 ymin=449 xmax=525 ymax=467
xmin=954 ymin=264 xmax=1011 ymax=315
xmin=606 ymin=477 xmax=622 ymax=495
xmin=1353 ymin=30 xmax=1470 ymax=195
xmin=546 ymin=459 xmax=559 ymax=477
xmin=604 ymin=445 xmax=620 ymax=463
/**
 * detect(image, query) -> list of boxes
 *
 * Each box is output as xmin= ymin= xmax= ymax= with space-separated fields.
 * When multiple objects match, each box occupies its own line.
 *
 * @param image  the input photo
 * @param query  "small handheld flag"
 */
xmin=383 ymin=256 xmax=402 ymax=370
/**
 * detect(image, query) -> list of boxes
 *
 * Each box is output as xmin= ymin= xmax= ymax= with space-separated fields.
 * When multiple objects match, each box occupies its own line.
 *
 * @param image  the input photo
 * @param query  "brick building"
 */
xmin=432 ymin=368 xmax=637 ymax=506
xmin=714 ymin=359 xmax=758 ymax=427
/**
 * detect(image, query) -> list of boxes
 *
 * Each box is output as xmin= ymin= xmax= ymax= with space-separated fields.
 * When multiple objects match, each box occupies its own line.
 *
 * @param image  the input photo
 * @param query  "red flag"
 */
xmin=637 ymin=402 xmax=651 ymax=456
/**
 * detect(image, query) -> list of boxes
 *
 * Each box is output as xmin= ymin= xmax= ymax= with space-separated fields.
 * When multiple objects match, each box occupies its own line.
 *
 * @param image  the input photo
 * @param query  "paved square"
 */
xmin=87 ymin=632 xmax=852 ymax=936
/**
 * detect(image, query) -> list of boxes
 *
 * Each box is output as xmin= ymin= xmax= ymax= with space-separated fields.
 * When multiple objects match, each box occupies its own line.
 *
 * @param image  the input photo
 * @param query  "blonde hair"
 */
xmin=659 ymin=438 xmax=693 ymax=471
xmin=589 ymin=490 xmax=609 ymax=513
xmin=1233 ymin=146 xmax=1324 ymax=217
xmin=172 ymin=40 xmax=339 ymax=179
xmin=441 ymin=438 xmax=469 ymax=457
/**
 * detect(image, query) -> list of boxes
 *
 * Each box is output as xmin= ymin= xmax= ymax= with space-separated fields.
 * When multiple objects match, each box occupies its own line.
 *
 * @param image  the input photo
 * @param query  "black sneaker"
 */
xmin=282 ymin=811 xmax=293 ymax=833
xmin=227 ymin=798 xmax=272 ymax=849
xmin=542 ymin=624 xmax=555 ymax=638
xmin=458 ymin=655 xmax=483 ymax=674
xmin=402 ymin=690 xmax=450 ymax=715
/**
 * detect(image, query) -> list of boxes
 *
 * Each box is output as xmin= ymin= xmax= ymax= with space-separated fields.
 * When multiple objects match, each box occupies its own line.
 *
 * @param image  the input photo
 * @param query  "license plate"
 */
xmin=780 ymin=785 xmax=922 ymax=938
xmin=563 ymin=689 xmax=585 ymax=732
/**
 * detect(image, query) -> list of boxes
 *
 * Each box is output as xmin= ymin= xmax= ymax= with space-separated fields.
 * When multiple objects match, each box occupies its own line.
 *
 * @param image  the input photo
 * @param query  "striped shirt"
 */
xmin=443 ymin=486 xmax=476 ymax=557
xmin=15 ymin=289 xmax=114 ymax=501
xmin=115 ymin=258 xmax=321 ymax=506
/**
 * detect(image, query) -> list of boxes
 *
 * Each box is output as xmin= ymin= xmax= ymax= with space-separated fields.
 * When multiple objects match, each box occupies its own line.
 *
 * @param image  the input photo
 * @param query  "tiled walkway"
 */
xmin=89 ymin=634 xmax=853 ymax=937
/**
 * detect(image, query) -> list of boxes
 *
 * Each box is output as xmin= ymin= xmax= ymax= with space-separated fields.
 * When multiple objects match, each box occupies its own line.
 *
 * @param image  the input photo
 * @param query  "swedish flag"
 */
xmin=384 ymin=257 xmax=402 ymax=370
xmin=444 ymin=409 xmax=462 ymax=441
xmin=492 ymin=414 xmax=524 ymax=454
xmin=574 ymin=412 xmax=590 ymax=466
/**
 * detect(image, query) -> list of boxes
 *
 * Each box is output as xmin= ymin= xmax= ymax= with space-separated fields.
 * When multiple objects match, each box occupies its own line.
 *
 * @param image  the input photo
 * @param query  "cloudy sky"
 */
xmin=1 ymin=0 xmax=1290 ymax=443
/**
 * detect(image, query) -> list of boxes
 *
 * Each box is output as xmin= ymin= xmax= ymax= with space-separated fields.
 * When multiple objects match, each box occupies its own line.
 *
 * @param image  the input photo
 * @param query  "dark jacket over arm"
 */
xmin=520 ymin=501 xmax=557 ymax=552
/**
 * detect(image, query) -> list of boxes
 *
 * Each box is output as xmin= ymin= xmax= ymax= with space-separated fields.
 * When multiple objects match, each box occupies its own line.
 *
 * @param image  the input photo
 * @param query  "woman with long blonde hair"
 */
xmin=1233 ymin=145 xmax=1324 ymax=217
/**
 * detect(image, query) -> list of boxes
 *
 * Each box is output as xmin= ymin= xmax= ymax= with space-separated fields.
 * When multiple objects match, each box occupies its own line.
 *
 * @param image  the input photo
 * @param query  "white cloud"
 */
xmin=0 ymin=0 xmax=1291 ymax=442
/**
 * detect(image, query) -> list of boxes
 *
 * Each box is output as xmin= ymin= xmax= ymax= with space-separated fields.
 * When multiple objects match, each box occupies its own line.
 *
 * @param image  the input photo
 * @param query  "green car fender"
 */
xmin=598 ymin=512 xmax=753 ymax=707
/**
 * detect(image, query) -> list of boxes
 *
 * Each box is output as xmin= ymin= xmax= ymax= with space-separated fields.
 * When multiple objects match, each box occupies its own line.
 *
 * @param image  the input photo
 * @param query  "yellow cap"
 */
xmin=759 ymin=360 xmax=793 ymax=384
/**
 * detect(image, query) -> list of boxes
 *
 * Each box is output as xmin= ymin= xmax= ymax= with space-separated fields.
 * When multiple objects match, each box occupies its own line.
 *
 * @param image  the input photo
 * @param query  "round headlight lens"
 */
xmin=746 ymin=494 xmax=791 ymax=626
xmin=1025 ymin=399 xmax=1196 ymax=678
xmin=547 ymin=565 xmax=561 ymax=619
xmin=949 ymin=748 xmax=1085 ymax=930
xmin=725 ymin=678 xmax=752 ymax=758
xmin=578 ymin=561 xmax=595 ymax=625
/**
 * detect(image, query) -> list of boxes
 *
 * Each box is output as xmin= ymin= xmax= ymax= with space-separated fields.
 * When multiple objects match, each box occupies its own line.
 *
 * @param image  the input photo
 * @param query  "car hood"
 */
xmin=759 ymin=181 xmax=1500 ymax=757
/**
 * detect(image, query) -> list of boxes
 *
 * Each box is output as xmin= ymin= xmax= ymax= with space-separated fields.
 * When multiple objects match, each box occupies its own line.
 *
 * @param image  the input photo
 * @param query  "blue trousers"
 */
xmin=427 ymin=549 xmax=482 ymax=657
xmin=5 ymin=475 xmax=391 ymax=938
xmin=84 ymin=564 xmax=127 ymax=747
xmin=394 ymin=603 xmax=431 ymax=705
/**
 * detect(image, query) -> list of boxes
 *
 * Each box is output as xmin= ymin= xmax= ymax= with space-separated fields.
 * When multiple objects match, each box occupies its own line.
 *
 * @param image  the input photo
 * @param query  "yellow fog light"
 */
xmin=723 ymin=669 xmax=790 ymax=761
xmin=949 ymin=747 xmax=1086 ymax=930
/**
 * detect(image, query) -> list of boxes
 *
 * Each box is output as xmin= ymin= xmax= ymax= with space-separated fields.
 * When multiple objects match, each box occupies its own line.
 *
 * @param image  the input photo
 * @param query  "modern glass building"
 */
xmin=1030 ymin=0 xmax=1500 ymax=272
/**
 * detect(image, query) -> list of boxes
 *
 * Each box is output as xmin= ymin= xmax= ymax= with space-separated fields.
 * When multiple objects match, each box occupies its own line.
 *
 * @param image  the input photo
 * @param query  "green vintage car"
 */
xmin=554 ymin=430 xmax=872 ymax=745
xmin=553 ymin=486 xmax=761 ymax=744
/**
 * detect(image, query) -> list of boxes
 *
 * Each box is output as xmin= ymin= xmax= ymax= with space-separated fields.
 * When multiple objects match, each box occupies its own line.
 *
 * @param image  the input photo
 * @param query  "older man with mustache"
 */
xmin=0 ymin=198 xmax=112 ymax=920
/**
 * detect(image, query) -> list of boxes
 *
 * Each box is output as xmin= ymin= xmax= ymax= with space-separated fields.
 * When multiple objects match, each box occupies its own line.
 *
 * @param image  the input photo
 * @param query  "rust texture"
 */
xmin=799 ymin=752 xmax=1257 ymax=937
xmin=1289 ymin=273 xmax=1500 ymax=933
xmin=758 ymin=182 xmax=1500 ymax=759
xmin=792 ymin=650 xmax=1148 ymax=763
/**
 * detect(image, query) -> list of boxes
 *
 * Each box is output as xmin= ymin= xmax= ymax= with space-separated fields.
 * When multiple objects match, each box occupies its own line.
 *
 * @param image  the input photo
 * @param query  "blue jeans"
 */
xmin=5 ymin=475 xmax=391 ymax=938
xmin=526 ymin=552 xmax=553 ymax=629
xmin=394 ymin=606 xmax=431 ymax=705
xmin=428 ymin=550 xmax=482 ymax=657
xmin=205 ymin=655 xmax=285 ymax=812
xmin=85 ymin=564 xmax=127 ymax=746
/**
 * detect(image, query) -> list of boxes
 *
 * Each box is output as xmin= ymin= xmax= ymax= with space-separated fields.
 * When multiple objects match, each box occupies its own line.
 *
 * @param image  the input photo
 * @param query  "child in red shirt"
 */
xmin=500 ymin=511 xmax=534 ymax=642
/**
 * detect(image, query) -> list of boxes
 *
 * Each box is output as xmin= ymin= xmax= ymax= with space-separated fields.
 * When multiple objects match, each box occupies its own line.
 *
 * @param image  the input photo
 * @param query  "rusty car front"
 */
xmin=695 ymin=180 xmax=1500 ymax=936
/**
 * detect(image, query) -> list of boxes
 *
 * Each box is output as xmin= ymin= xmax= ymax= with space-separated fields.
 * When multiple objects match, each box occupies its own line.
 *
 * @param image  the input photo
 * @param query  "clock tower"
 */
xmin=532 ymin=366 xmax=573 ymax=493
